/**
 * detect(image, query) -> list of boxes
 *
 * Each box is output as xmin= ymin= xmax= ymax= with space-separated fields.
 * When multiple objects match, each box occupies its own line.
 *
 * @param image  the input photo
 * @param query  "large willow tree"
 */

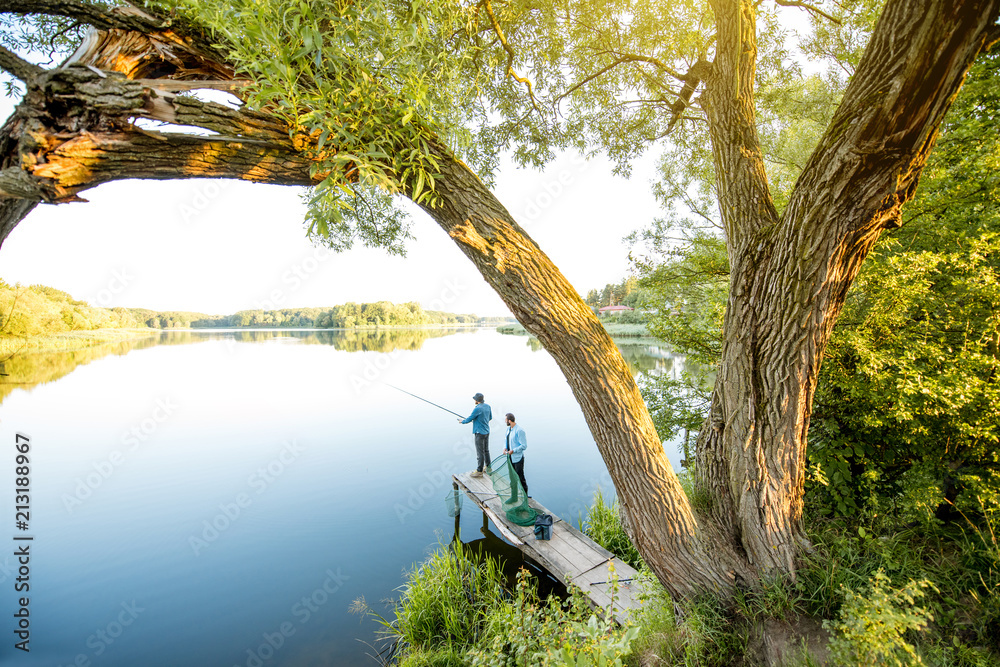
xmin=1 ymin=0 xmax=998 ymax=598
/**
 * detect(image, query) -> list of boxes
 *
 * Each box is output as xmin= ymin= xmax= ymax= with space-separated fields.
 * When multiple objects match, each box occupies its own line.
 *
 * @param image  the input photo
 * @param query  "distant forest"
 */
xmin=584 ymin=276 xmax=645 ymax=310
xmin=0 ymin=281 xmax=506 ymax=338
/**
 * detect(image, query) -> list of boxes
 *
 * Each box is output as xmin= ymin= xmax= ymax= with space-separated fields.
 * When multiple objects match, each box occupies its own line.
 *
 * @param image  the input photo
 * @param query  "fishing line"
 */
xmin=382 ymin=382 xmax=465 ymax=419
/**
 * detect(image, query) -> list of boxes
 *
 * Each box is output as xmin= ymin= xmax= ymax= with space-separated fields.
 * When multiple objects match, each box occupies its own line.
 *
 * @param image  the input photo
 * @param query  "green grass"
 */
xmin=391 ymin=541 xmax=508 ymax=651
xmin=361 ymin=539 xmax=640 ymax=665
xmin=795 ymin=516 xmax=1000 ymax=665
xmin=582 ymin=489 xmax=645 ymax=570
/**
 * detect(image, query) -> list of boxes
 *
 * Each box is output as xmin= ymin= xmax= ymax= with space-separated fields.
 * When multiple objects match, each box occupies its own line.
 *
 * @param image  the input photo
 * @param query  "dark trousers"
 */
xmin=475 ymin=433 xmax=490 ymax=472
xmin=512 ymin=457 xmax=527 ymax=496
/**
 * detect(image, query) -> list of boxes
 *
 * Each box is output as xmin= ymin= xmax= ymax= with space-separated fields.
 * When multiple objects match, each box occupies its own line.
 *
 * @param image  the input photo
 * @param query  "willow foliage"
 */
xmin=155 ymin=0 xmax=491 ymax=254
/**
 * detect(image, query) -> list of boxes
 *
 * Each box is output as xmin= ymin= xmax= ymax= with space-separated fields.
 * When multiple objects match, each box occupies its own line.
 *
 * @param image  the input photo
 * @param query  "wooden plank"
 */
xmin=453 ymin=471 xmax=643 ymax=625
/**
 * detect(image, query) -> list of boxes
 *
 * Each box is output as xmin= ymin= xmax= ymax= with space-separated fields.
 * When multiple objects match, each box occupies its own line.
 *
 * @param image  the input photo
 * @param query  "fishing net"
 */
xmin=488 ymin=454 xmax=537 ymax=526
xmin=445 ymin=488 xmax=463 ymax=518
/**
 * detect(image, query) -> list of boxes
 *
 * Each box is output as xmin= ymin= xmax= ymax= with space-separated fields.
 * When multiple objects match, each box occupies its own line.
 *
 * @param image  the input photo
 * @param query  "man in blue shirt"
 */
xmin=503 ymin=412 xmax=528 ymax=496
xmin=460 ymin=392 xmax=492 ymax=477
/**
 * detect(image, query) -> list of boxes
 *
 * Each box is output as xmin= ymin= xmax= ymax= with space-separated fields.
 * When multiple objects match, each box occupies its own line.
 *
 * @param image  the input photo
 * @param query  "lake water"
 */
xmin=0 ymin=328 xmax=685 ymax=667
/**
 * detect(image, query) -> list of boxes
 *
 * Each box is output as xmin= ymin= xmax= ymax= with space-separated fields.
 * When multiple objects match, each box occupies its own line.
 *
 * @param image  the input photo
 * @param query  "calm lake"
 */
xmin=0 ymin=328 xmax=685 ymax=666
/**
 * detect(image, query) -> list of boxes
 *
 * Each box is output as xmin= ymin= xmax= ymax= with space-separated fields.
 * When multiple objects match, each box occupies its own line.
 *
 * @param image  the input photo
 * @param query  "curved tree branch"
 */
xmin=480 ymin=0 xmax=542 ymax=115
xmin=773 ymin=0 xmax=842 ymax=25
xmin=557 ymin=53 xmax=688 ymax=105
xmin=1 ymin=66 xmax=314 ymax=207
xmin=0 ymin=45 xmax=44 ymax=82
xmin=1 ymin=0 xmax=168 ymax=33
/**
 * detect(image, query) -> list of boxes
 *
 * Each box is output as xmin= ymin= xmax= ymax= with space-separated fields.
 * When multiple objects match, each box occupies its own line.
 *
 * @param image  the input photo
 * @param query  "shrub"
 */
xmin=824 ymin=569 xmax=936 ymax=667
xmin=469 ymin=569 xmax=639 ymax=667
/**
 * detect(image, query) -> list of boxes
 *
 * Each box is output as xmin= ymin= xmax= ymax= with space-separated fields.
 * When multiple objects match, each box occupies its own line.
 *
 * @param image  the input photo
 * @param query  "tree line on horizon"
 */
xmin=0 ymin=281 xmax=501 ymax=337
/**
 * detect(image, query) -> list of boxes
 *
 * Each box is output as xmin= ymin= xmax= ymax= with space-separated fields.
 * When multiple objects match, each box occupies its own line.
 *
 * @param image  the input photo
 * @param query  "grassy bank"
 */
xmin=369 ymin=487 xmax=999 ymax=666
xmin=0 ymin=328 xmax=159 ymax=355
xmin=357 ymin=539 xmax=639 ymax=666
xmin=497 ymin=321 xmax=649 ymax=338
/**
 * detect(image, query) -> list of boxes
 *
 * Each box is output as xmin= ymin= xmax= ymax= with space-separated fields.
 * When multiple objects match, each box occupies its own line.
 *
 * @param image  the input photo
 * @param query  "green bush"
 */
xmin=824 ymin=570 xmax=935 ymax=667
xmin=398 ymin=646 xmax=468 ymax=667
xmin=364 ymin=541 xmax=642 ymax=665
xmin=469 ymin=569 xmax=639 ymax=667
xmin=796 ymin=516 xmax=1000 ymax=663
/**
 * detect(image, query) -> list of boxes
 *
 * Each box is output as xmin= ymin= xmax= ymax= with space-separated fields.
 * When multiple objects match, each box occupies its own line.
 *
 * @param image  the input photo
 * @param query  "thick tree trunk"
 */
xmin=696 ymin=0 xmax=1000 ymax=577
xmin=417 ymin=146 xmax=746 ymax=593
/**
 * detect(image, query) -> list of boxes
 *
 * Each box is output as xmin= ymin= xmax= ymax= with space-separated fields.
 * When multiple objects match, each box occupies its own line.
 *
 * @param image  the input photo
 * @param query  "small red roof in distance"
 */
xmin=598 ymin=305 xmax=634 ymax=312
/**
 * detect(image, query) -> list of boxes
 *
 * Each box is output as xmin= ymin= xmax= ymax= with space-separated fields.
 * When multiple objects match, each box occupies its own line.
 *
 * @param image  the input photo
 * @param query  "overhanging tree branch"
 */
xmin=556 ymin=53 xmax=688 ymax=106
xmin=1 ymin=0 xmax=168 ymax=33
xmin=773 ymin=0 xmax=842 ymax=25
xmin=0 ymin=45 xmax=44 ymax=82
xmin=0 ymin=65 xmax=315 ymax=210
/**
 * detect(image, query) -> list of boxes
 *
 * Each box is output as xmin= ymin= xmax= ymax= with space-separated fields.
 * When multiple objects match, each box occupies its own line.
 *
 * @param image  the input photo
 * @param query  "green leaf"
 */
xmin=412 ymin=169 xmax=424 ymax=201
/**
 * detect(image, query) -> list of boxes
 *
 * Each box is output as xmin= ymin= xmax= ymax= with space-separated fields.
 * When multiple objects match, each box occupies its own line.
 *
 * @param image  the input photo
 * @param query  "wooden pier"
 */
xmin=452 ymin=471 xmax=643 ymax=625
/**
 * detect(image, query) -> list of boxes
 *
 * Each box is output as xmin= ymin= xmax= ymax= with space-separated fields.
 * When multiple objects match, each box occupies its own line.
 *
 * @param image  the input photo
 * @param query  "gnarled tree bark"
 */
xmin=696 ymin=0 xmax=1000 ymax=577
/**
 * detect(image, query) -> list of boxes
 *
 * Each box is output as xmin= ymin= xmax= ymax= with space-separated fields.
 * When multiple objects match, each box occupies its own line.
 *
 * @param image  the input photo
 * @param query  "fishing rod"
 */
xmin=383 ymin=383 xmax=466 ymax=419
xmin=589 ymin=578 xmax=634 ymax=586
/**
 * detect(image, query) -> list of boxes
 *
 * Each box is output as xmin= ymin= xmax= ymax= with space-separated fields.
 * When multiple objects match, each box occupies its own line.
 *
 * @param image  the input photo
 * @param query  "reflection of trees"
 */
xmin=303 ymin=328 xmax=465 ymax=352
xmin=0 ymin=328 xmax=477 ymax=404
xmin=618 ymin=343 xmax=675 ymax=375
xmin=224 ymin=327 xmax=469 ymax=351
xmin=525 ymin=335 xmax=688 ymax=378
xmin=0 ymin=336 xmax=161 ymax=404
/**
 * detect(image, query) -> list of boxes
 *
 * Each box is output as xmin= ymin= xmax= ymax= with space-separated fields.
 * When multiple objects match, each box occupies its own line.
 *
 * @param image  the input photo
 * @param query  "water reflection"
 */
xmin=0 ymin=336 xmax=161 ymax=404
xmin=523 ymin=334 xmax=682 ymax=375
xmin=309 ymin=328 xmax=465 ymax=352
xmin=0 ymin=327 xmax=679 ymax=406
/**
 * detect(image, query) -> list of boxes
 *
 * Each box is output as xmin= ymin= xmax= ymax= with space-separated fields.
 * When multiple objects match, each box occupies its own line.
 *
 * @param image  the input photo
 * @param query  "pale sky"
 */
xmin=0 ymin=99 xmax=662 ymax=317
